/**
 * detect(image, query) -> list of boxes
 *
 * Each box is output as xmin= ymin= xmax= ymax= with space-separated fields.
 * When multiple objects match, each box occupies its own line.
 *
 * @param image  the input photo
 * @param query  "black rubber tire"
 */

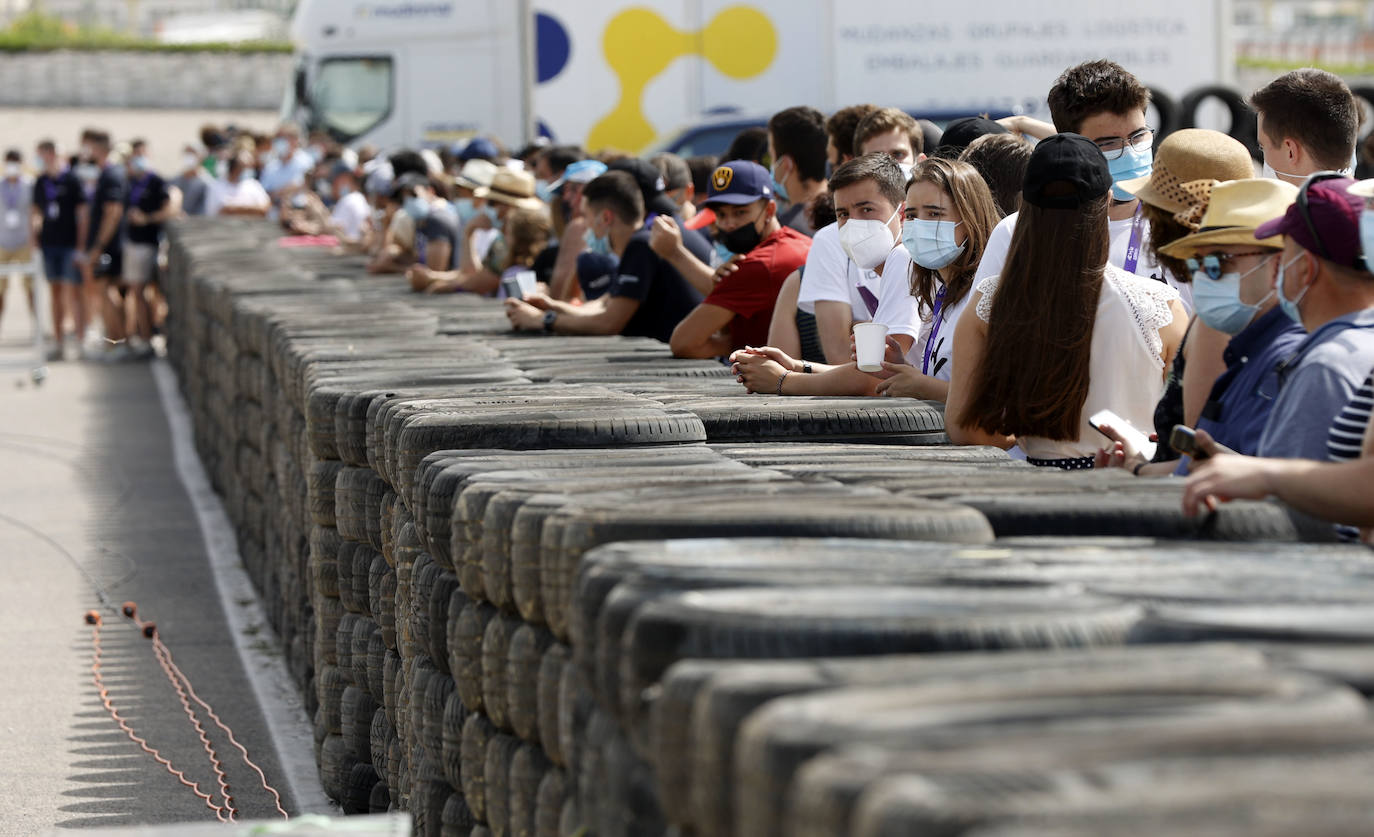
xmin=427 ymin=570 xmax=461 ymax=677
xmin=309 ymin=460 xmax=344 ymax=527
xmin=1132 ymin=603 xmax=1374 ymax=644
xmin=335 ymin=612 xmax=360 ymax=683
xmin=484 ymin=732 xmax=522 ymax=837
xmin=508 ymin=743 xmax=551 ymax=837
xmin=460 ymin=711 xmax=496 ymax=823
xmin=450 ymin=596 xmax=496 ymax=714
xmin=341 ymin=761 xmax=379 ymax=815
xmin=482 ymin=611 xmax=522 ymax=732
xmin=440 ymin=688 xmax=468 ymax=792
xmin=366 ymin=626 xmax=388 ymax=705
xmin=335 ymin=466 xmax=383 ymax=544
xmin=539 ymin=487 xmax=995 ymax=640
xmin=1179 ymin=84 xmax=1258 ymax=157
xmin=317 ymin=663 xmax=346 ymax=734
xmin=369 ymin=706 xmax=393 ymax=784
xmin=336 ymin=542 xmax=365 ymax=615
xmin=318 ymin=733 xmax=352 ymax=803
xmin=440 ymin=791 xmax=476 ymax=835
xmin=730 ymin=669 xmax=1365 ymax=837
xmin=421 ymin=670 xmax=458 ymax=765
xmin=506 ymin=623 xmax=554 ymax=744
xmin=1149 ymin=85 xmax=1180 ymax=141
xmin=310 ymin=526 xmax=342 ymax=598
xmin=340 ymin=684 xmax=378 ymax=764
xmin=538 ymin=643 xmax=571 ymax=767
xmin=534 ymin=766 xmax=568 ymax=837
xmin=679 ymin=396 xmax=947 ymax=443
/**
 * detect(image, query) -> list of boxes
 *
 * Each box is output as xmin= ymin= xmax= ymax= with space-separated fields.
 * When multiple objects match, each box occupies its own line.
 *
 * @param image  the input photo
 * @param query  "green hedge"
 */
xmin=1236 ymin=55 xmax=1374 ymax=78
xmin=0 ymin=12 xmax=291 ymax=54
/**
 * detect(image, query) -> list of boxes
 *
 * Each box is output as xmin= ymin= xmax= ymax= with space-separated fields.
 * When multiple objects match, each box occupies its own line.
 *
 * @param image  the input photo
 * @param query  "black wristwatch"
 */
xmin=802 ymin=362 xmax=813 ymax=374
xmin=542 ymin=310 xmax=557 ymax=333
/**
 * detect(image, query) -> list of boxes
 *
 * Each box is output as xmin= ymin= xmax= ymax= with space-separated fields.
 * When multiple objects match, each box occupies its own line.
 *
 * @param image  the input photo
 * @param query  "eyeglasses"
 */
xmin=1094 ymin=127 xmax=1155 ymax=161
xmin=1185 ymin=251 xmax=1271 ymax=280
xmin=1296 ymin=171 xmax=1346 ymax=261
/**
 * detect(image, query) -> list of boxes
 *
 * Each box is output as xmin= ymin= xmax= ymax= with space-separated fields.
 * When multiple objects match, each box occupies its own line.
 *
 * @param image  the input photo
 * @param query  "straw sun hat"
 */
xmin=1158 ymin=178 xmax=1299 ymax=258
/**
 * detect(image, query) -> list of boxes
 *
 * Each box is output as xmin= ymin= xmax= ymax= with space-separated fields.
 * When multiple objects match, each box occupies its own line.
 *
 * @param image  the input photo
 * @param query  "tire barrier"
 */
xmin=1178 ymin=84 xmax=1258 ymax=159
xmin=164 ymin=218 xmax=1374 ymax=837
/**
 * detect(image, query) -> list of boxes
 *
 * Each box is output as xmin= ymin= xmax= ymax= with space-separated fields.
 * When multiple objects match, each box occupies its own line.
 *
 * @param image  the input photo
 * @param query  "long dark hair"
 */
xmin=1140 ymin=202 xmax=1191 ymax=284
xmin=958 ymin=192 xmax=1110 ymax=441
xmin=905 ymin=158 xmax=1001 ymax=315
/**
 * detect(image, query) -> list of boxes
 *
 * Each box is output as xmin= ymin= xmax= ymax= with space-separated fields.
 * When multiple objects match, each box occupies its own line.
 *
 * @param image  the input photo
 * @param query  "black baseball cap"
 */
xmin=608 ymin=157 xmax=679 ymax=216
xmin=1022 ymin=133 xmax=1112 ymax=210
xmin=934 ymin=116 xmax=1009 ymax=156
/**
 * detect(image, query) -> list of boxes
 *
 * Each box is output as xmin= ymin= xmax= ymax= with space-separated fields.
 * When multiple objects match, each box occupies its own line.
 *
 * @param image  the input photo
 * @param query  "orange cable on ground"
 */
xmin=86 ymin=610 xmax=230 ymax=822
xmin=85 ymin=603 xmax=290 ymax=822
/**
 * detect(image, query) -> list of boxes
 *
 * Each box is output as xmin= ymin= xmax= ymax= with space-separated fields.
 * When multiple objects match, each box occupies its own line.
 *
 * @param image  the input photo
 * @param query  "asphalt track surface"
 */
xmin=0 ymin=293 xmax=327 ymax=835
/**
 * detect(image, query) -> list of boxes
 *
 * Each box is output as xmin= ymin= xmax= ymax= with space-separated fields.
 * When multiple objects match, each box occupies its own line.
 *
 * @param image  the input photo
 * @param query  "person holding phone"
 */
xmin=1095 ymin=179 xmax=1306 ymax=475
xmin=946 ymin=134 xmax=1188 ymax=469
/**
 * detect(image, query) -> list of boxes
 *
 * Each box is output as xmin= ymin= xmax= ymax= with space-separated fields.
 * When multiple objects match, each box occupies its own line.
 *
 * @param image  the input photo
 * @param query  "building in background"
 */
xmin=5 ymin=0 xmax=294 ymax=39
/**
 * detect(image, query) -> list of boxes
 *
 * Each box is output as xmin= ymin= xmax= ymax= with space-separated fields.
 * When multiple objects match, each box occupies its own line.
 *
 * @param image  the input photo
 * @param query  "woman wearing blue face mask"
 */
xmin=875 ymin=158 xmax=1001 ymax=401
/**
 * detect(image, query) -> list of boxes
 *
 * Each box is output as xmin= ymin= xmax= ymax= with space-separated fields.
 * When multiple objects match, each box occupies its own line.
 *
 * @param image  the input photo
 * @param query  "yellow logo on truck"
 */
xmin=588 ymin=5 xmax=778 ymax=153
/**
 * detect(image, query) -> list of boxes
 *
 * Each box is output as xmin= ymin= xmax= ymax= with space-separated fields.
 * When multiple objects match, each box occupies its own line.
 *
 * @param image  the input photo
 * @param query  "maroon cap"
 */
xmin=1254 ymin=175 xmax=1364 ymax=268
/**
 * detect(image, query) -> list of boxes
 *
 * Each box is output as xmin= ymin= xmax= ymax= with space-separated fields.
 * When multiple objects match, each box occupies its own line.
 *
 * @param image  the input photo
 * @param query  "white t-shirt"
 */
xmin=974 ymin=207 xmax=1193 ymax=314
xmin=206 ymin=177 xmax=270 ymax=217
xmin=330 ymin=191 xmax=371 ymax=240
xmin=874 ymin=247 xmax=923 ymax=358
xmin=914 ymin=280 xmax=974 ymax=383
xmin=797 ymin=222 xmax=880 ymax=321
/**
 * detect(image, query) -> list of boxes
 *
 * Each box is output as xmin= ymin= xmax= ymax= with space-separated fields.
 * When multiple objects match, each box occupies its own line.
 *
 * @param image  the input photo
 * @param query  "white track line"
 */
xmin=152 ymin=358 xmax=334 ymax=815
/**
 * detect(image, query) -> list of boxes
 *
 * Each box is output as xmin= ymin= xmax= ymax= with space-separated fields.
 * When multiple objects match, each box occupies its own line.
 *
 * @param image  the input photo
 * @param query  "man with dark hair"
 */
xmin=767 ymin=106 xmax=829 ymax=237
xmin=825 ymin=104 xmax=879 ymax=174
xmin=670 ymin=160 xmax=810 ymax=357
xmin=1249 ymin=69 xmax=1360 ymax=185
xmin=651 ymin=152 xmax=696 ymax=221
xmin=686 ymin=155 xmax=718 ymax=201
xmin=975 ymin=60 xmax=1177 ymax=303
xmin=121 ymin=139 xmax=171 ymax=358
xmin=959 ymin=133 xmax=1032 ymax=217
xmin=851 ymin=107 xmax=923 ymax=174
xmin=79 ymin=129 xmax=128 ymax=356
xmin=505 ymin=170 xmax=699 ymax=341
xmin=32 ymin=139 xmax=88 ymax=357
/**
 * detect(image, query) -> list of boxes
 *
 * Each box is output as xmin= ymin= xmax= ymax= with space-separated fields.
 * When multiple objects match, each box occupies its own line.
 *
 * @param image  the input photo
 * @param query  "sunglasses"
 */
xmin=1296 ymin=171 xmax=1347 ymax=262
xmin=1185 ymin=251 xmax=1271 ymax=280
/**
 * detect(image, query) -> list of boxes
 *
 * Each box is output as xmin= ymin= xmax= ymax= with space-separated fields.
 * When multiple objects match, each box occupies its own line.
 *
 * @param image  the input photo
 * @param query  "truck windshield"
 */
xmin=312 ymin=56 xmax=393 ymax=142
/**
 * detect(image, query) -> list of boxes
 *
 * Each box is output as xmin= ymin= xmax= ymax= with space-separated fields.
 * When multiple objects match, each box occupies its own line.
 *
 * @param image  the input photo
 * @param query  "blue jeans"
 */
xmin=41 ymin=245 xmax=78 ymax=284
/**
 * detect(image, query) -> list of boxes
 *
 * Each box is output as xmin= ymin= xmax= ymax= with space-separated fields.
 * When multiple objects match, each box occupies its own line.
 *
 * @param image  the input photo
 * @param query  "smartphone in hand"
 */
xmin=1088 ymin=409 xmax=1157 ymax=461
xmin=1170 ymin=425 xmax=1237 ymax=460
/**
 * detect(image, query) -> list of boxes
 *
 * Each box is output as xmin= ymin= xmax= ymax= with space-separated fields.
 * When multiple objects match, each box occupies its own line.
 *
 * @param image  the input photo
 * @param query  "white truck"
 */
xmin=284 ymin=0 xmax=1233 ymax=154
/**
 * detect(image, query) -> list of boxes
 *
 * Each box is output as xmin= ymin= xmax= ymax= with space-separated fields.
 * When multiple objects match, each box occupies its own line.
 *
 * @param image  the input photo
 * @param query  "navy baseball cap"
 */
xmin=458 ymin=137 xmax=499 ymax=162
xmin=705 ymin=160 xmax=774 ymax=206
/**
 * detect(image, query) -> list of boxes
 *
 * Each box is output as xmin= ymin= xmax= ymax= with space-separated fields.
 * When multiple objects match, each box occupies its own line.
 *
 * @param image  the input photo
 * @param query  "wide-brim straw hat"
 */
xmin=480 ymin=168 xmax=545 ymax=210
xmin=1119 ymin=129 xmax=1255 ymax=214
xmin=454 ymin=159 xmax=498 ymax=192
xmin=1159 ymin=178 xmax=1299 ymax=258
xmin=1349 ymin=178 xmax=1374 ymax=199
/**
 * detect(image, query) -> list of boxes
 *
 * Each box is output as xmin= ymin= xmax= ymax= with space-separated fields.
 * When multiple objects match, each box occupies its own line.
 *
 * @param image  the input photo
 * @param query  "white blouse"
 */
xmin=974 ymin=263 xmax=1178 ymax=460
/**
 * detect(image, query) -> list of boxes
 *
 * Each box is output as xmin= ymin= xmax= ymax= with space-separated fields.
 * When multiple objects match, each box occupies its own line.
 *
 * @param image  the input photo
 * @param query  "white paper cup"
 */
xmin=515 ymin=269 xmax=537 ymax=297
xmin=853 ymin=322 xmax=888 ymax=372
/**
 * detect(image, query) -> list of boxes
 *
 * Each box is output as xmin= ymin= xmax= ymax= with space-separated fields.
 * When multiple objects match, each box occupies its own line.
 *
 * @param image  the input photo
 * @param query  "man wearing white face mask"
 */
xmin=1249 ymin=70 xmax=1359 ymax=186
xmin=669 ymin=160 xmax=810 ymax=358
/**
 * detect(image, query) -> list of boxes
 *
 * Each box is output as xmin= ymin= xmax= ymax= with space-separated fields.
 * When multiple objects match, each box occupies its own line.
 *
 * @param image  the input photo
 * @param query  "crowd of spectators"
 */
xmin=5 ymin=59 xmax=1372 ymax=541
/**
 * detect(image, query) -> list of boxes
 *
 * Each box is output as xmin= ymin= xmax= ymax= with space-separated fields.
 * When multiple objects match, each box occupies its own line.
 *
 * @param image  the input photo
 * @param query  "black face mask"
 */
xmin=718 ymin=210 xmax=765 ymax=254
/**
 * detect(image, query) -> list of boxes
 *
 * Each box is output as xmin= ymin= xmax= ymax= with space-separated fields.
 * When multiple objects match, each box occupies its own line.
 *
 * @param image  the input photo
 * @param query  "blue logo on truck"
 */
xmin=354 ymin=2 xmax=454 ymax=19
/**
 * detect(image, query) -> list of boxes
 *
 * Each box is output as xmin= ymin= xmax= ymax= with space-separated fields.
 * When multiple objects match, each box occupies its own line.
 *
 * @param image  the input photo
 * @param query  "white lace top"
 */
xmin=974 ymin=264 xmax=1178 ymax=460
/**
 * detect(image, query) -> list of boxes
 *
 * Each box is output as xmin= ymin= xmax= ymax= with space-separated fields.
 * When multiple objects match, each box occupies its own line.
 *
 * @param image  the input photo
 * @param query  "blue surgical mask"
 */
xmin=1361 ymin=209 xmax=1374 ymax=271
xmin=1274 ymin=252 xmax=1311 ymax=326
xmin=1190 ymin=256 xmax=1274 ymax=335
xmin=130 ymin=156 xmax=150 ymax=174
xmin=534 ymin=179 xmax=554 ymax=204
xmin=337 ymin=185 xmax=352 ymax=200
xmin=272 ymin=138 xmax=289 ymax=157
xmin=713 ymin=240 xmax=734 ymax=266
xmin=902 ymin=218 xmax=965 ymax=270
xmin=584 ymin=227 xmax=612 ymax=256
xmin=1108 ymin=144 xmax=1152 ymax=201
xmin=453 ymin=197 xmax=480 ymax=224
xmin=403 ymin=196 xmax=430 ymax=221
xmin=770 ymin=158 xmax=790 ymax=203
xmin=242 ymin=168 xmax=257 ymax=181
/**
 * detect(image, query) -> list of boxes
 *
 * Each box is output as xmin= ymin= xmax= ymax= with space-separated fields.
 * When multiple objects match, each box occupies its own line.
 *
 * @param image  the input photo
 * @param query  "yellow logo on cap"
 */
xmin=712 ymin=166 xmax=735 ymax=191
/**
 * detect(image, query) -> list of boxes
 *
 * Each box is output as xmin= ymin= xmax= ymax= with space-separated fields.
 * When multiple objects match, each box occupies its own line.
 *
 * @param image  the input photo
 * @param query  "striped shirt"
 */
xmin=1328 ymin=370 xmax=1374 ymax=461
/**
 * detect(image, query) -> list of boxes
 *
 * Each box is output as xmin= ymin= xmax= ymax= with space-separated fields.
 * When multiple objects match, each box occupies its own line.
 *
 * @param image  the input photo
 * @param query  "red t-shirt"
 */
xmin=703 ymin=226 xmax=811 ymax=351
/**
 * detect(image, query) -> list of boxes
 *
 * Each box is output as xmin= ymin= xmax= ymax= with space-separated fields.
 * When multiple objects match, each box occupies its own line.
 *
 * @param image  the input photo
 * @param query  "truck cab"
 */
xmin=284 ymin=0 xmax=534 ymax=149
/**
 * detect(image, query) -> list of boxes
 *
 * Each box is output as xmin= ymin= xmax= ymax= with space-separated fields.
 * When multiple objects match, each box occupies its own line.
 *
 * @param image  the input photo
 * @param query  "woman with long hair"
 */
xmin=875 ymin=157 xmax=1001 ymax=400
xmin=946 ymin=134 xmax=1187 ymax=468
